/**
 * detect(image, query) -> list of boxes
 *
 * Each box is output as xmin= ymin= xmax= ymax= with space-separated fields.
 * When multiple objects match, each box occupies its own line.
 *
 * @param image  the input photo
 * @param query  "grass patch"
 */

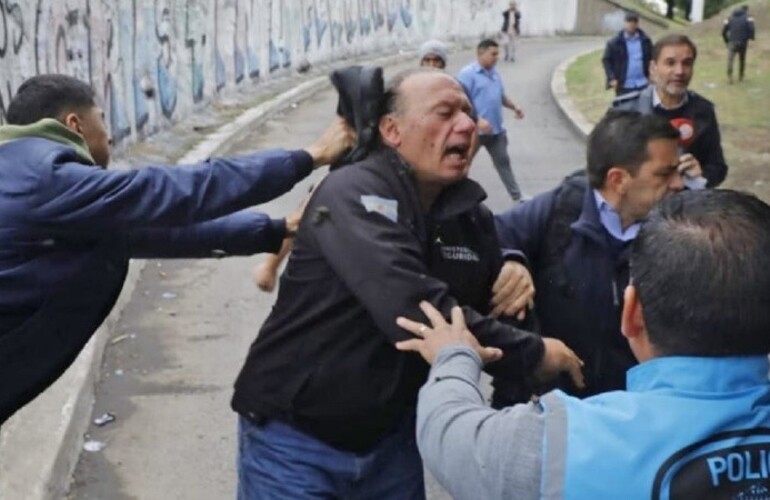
xmin=566 ymin=0 xmax=770 ymax=196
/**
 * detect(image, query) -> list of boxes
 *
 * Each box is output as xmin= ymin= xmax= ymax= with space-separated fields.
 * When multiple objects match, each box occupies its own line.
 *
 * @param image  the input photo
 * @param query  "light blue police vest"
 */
xmin=546 ymin=356 xmax=770 ymax=499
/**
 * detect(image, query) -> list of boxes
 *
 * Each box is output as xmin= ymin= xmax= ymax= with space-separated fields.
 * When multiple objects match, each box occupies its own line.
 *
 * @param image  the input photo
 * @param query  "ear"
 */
xmin=605 ymin=166 xmax=630 ymax=195
xmin=61 ymin=112 xmax=83 ymax=135
xmin=621 ymin=284 xmax=646 ymax=341
xmin=379 ymin=114 xmax=401 ymax=148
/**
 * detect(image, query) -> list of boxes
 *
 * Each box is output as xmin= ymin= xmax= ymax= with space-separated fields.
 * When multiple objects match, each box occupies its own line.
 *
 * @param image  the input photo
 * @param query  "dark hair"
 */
xmin=652 ymin=34 xmax=698 ymax=61
xmin=631 ymin=189 xmax=770 ymax=356
xmin=586 ymin=110 xmax=679 ymax=188
xmin=624 ymin=11 xmax=639 ymax=22
xmin=477 ymin=39 xmax=499 ymax=51
xmin=6 ymin=74 xmax=96 ymax=125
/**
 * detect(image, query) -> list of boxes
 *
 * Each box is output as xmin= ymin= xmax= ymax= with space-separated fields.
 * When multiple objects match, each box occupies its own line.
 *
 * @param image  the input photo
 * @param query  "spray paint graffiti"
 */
xmin=0 ymin=0 xmax=510 ymax=135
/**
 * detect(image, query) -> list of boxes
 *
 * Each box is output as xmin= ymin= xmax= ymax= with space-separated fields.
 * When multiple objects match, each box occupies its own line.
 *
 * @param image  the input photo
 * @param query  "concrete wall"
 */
xmin=0 ymin=0 xmax=506 ymax=146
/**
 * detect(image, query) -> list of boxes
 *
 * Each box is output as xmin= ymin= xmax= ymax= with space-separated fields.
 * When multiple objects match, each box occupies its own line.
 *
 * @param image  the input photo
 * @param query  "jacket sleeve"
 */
xmin=126 ymin=210 xmax=286 ymax=258
xmin=416 ymin=346 xmax=545 ymax=500
xmin=306 ymin=169 xmax=545 ymax=382
xmin=601 ymin=41 xmax=616 ymax=87
xmin=699 ymin=108 xmax=729 ymax=187
xmin=722 ymin=19 xmax=730 ymax=44
xmin=494 ymin=191 xmax=555 ymax=268
xmin=27 ymin=148 xmax=312 ymax=232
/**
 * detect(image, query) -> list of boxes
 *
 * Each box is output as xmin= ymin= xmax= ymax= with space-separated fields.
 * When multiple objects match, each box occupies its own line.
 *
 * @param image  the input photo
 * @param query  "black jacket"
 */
xmin=601 ymin=29 xmax=652 ymax=90
xmin=612 ymin=86 xmax=728 ymax=187
xmin=494 ymin=173 xmax=635 ymax=400
xmin=723 ymin=9 xmax=755 ymax=45
xmin=232 ymin=149 xmax=545 ymax=452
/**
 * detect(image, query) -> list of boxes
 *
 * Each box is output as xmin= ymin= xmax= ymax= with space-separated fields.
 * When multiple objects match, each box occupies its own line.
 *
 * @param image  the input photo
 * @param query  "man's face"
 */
xmin=650 ymin=44 xmax=695 ymax=98
xmin=624 ymin=19 xmax=638 ymax=35
xmin=477 ymin=46 xmax=499 ymax=69
xmin=78 ymin=105 xmax=112 ymax=168
xmin=621 ymin=138 xmax=683 ymax=222
xmin=384 ymin=73 xmax=476 ymax=189
xmin=420 ymin=54 xmax=446 ymax=70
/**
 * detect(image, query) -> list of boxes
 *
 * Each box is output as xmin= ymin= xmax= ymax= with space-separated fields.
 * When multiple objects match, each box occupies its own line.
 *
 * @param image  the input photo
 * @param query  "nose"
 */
xmin=670 ymin=173 xmax=685 ymax=191
xmin=456 ymin=112 xmax=476 ymax=133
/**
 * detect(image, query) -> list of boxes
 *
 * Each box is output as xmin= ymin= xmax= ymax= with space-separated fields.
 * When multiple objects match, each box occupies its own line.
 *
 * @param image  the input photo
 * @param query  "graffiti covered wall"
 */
xmin=0 ymin=0 xmax=507 ymax=146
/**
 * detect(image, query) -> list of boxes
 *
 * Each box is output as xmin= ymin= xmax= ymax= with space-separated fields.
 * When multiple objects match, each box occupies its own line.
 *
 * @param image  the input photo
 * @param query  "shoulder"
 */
xmin=686 ymin=90 xmax=715 ymax=109
xmin=315 ymin=151 xmax=402 ymax=201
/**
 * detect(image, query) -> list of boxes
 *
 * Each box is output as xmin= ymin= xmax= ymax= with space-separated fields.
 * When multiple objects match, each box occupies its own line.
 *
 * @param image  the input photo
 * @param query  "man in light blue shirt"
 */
xmin=458 ymin=39 xmax=525 ymax=202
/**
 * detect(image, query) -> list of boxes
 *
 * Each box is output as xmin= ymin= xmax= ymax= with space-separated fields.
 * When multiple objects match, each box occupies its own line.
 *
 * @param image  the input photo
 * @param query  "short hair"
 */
xmin=6 ymin=74 xmax=96 ymax=125
xmin=586 ymin=110 xmax=679 ymax=188
xmin=381 ymin=67 xmax=443 ymax=117
xmin=631 ymin=189 xmax=770 ymax=356
xmin=477 ymin=39 xmax=499 ymax=51
xmin=624 ymin=11 xmax=640 ymax=22
xmin=652 ymin=34 xmax=698 ymax=61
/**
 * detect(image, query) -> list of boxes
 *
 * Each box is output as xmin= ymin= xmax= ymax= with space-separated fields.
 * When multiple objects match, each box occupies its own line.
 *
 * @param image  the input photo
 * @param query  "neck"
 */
xmin=655 ymin=87 xmax=685 ymax=109
xmin=598 ymin=188 xmax=637 ymax=229
xmin=418 ymin=183 xmax=442 ymax=211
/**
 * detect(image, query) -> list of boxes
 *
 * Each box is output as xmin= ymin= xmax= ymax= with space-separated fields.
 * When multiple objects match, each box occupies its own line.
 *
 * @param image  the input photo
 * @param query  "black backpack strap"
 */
xmin=541 ymin=169 xmax=587 ymax=297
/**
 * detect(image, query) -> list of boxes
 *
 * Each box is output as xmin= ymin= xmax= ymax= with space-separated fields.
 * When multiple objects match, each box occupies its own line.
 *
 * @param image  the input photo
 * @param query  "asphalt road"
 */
xmin=68 ymin=37 xmax=601 ymax=500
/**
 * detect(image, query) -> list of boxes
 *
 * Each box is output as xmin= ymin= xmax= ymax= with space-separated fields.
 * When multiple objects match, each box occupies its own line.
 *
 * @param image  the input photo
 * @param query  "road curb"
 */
xmin=550 ymin=46 xmax=602 ymax=140
xmin=0 ymin=50 xmax=412 ymax=500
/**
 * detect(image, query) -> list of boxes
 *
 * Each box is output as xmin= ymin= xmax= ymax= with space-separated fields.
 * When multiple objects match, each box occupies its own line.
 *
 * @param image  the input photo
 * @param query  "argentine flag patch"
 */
xmin=360 ymin=195 xmax=398 ymax=223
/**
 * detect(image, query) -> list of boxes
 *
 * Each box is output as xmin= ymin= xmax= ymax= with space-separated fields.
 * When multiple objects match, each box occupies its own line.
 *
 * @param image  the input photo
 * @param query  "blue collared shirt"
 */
xmin=593 ymin=190 xmax=641 ymax=241
xmin=457 ymin=62 xmax=505 ymax=135
xmin=623 ymin=33 xmax=648 ymax=89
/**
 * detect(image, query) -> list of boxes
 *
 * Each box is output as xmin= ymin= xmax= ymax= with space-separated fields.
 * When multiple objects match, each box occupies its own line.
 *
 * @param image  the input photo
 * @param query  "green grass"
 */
xmin=566 ymin=0 xmax=770 ymax=195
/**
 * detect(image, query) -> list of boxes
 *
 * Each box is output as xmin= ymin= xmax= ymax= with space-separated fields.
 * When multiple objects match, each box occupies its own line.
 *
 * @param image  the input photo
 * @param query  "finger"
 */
xmin=516 ymin=308 xmax=526 ymax=321
xmin=395 ymin=339 xmax=424 ymax=353
xmin=568 ymin=360 xmax=586 ymax=389
xmin=450 ymin=306 xmax=468 ymax=332
xmin=396 ymin=317 xmax=429 ymax=337
xmin=481 ymin=347 xmax=504 ymax=363
xmin=503 ymin=289 xmax=534 ymax=317
xmin=419 ymin=301 xmax=448 ymax=329
xmin=491 ymin=273 xmax=523 ymax=305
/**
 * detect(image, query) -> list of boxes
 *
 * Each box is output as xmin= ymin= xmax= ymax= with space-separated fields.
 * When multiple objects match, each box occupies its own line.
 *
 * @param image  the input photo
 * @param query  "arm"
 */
xmin=307 ymin=169 xmax=545 ymax=382
xmin=698 ymin=108 xmax=728 ymax=187
xmin=749 ymin=17 xmax=755 ymax=40
xmin=30 ymin=148 xmax=313 ymax=232
xmin=417 ymin=346 xmax=544 ymax=500
xmin=126 ymin=210 xmax=287 ymax=258
xmin=502 ymin=94 xmax=524 ymax=119
xmin=722 ymin=19 xmax=730 ymax=44
xmin=601 ymin=41 xmax=617 ymax=89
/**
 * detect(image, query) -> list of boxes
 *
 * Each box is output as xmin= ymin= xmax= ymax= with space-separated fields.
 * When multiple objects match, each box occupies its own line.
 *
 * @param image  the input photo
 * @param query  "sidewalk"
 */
xmin=0 ymin=47 xmax=433 ymax=500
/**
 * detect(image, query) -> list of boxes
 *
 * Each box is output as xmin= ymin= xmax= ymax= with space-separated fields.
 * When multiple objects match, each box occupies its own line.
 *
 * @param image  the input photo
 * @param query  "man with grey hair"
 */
xmin=232 ymin=67 xmax=583 ymax=499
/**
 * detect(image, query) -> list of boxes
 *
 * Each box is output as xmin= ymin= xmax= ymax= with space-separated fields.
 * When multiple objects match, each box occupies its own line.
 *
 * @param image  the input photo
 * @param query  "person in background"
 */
xmin=602 ymin=11 xmax=653 ymax=96
xmin=501 ymin=1 xmax=522 ymax=62
xmin=722 ymin=5 xmax=755 ymax=84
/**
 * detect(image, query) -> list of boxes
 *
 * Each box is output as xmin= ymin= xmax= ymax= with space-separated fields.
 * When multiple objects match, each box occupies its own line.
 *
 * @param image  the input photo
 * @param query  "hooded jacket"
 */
xmin=0 ymin=119 xmax=312 ymax=422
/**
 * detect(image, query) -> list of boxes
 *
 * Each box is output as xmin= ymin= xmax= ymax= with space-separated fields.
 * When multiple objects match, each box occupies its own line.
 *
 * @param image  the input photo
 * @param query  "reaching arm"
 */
xmin=126 ymin=210 xmax=287 ymax=258
xmin=26 ymin=147 xmax=313 ymax=232
xmin=416 ymin=346 xmax=545 ymax=500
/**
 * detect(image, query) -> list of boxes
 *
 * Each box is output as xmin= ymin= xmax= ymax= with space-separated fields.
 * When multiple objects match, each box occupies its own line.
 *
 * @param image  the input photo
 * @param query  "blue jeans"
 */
xmin=479 ymin=132 xmax=522 ymax=201
xmin=237 ymin=415 xmax=425 ymax=499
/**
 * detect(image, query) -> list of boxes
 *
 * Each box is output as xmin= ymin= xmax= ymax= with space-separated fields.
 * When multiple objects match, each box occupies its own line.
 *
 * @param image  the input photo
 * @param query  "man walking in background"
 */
xmin=602 ymin=11 xmax=653 ymax=96
xmin=458 ymin=39 xmax=526 ymax=202
xmin=723 ymin=5 xmax=755 ymax=84
xmin=501 ymin=1 xmax=521 ymax=62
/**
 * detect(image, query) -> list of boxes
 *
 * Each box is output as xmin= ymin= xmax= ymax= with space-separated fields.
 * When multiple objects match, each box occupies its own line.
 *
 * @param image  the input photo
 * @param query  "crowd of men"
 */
xmin=1 ymin=5 xmax=767 ymax=500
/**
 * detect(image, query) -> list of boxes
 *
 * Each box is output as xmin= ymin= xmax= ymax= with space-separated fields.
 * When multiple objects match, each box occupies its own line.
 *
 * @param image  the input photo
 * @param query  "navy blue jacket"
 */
xmin=0 ymin=132 xmax=313 ymax=423
xmin=601 ymin=29 xmax=653 ymax=90
xmin=494 ymin=179 xmax=636 ymax=399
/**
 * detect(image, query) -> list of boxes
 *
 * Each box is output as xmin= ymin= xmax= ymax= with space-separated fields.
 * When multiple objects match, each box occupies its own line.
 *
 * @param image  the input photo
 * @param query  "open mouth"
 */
xmin=444 ymin=144 xmax=470 ymax=161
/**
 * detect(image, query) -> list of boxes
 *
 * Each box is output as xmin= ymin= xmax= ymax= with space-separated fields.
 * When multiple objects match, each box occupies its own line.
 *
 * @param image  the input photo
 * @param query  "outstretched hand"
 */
xmin=305 ymin=117 xmax=356 ymax=168
xmin=395 ymin=302 xmax=503 ymax=365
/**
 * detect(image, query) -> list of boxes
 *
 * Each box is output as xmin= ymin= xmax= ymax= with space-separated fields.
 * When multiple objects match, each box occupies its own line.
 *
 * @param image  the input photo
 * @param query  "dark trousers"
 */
xmin=727 ymin=42 xmax=748 ymax=80
xmin=478 ymin=132 xmax=522 ymax=201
